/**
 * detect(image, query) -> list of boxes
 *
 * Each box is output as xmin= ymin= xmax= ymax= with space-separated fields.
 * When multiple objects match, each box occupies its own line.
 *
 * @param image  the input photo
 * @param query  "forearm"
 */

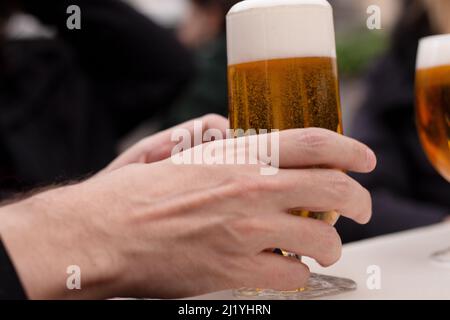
xmin=0 ymin=185 xmax=123 ymax=299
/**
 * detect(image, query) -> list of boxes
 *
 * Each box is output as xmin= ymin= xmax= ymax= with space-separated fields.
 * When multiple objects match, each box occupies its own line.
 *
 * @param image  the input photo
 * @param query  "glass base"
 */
xmin=431 ymin=247 xmax=450 ymax=266
xmin=233 ymin=273 xmax=357 ymax=300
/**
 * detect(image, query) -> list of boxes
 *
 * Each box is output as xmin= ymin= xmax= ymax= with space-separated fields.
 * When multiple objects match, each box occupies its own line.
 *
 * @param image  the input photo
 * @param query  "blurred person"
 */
xmin=336 ymin=0 xmax=450 ymax=243
xmin=0 ymin=115 xmax=377 ymax=299
xmin=163 ymin=0 xmax=240 ymax=128
xmin=0 ymin=0 xmax=193 ymax=200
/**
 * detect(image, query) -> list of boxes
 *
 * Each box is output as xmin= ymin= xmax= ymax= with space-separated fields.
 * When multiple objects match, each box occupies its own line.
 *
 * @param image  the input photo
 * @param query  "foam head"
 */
xmin=226 ymin=0 xmax=336 ymax=66
xmin=417 ymin=34 xmax=450 ymax=69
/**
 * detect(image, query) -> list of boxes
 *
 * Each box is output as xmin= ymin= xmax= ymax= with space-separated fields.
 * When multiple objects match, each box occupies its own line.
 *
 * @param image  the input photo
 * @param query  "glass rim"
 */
xmin=419 ymin=34 xmax=450 ymax=46
xmin=228 ymin=0 xmax=330 ymax=15
xmin=417 ymin=34 xmax=450 ymax=70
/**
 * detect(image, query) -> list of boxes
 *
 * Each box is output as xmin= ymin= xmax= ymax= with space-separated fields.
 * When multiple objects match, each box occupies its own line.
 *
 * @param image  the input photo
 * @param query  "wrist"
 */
xmin=0 ymin=184 xmax=126 ymax=299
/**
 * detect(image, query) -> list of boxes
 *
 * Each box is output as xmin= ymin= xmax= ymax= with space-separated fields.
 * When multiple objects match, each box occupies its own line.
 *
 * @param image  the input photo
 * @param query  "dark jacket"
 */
xmin=0 ymin=0 xmax=193 ymax=199
xmin=0 ymin=238 xmax=26 ymax=299
xmin=163 ymin=33 xmax=228 ymax=128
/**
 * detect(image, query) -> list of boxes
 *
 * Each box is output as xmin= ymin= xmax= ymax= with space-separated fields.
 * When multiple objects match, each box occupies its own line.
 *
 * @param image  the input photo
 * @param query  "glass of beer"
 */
xmin=227 ymin=0 xmax=356 ymax=298
xmin=416 ymin=34 xmax=450 ymax=265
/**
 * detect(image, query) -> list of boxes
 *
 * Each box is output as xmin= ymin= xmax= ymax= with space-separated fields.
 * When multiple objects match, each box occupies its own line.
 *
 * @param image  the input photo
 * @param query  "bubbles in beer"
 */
xmin=227 ymin=0 xmax=342 ymax=225
xmin=416 ymin=34 xmax=450 ymax=181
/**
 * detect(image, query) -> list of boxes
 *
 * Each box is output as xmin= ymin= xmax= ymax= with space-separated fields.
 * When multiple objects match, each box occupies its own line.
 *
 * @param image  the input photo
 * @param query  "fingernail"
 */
xmin=366 ymin=148 xmax=377 ymax=171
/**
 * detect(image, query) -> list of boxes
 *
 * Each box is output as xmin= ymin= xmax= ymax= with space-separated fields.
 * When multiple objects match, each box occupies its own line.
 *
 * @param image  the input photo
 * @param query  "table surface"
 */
xmin=189 ymin=223 xmax=450 ymax=300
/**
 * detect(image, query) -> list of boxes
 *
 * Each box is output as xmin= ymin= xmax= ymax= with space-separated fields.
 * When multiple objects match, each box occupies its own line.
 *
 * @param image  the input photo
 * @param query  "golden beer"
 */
xmin=229 ymin=56 xmax=342 ymax=132
xmin=227 ymin=0 xmax=342 ymax=225
xmin=228 ymin=56 xmax=342 ymax=224
xmin=416 ymin=34 xmax=450 ymax=182
xmin=416 ymin=64 xmax=450 ymax=181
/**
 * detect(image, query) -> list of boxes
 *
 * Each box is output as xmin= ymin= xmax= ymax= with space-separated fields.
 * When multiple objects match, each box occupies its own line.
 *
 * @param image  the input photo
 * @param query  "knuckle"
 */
xmin=319 ymin=226 xmax=342 ymax=266
xmin=350 ymin=141 xmax=368 ymax=168
xmin=295 ymin=263 xmax=311 ymax=287
xmin=223 ymin=216 xmax=260 ymax=247
xmin=267 ymin=263 xmax=311 ymax=291
xmin=229 ymin=217 xmax=271 ymax=239
xmin=296 ymin=128 xmax=330 ymax=149
xmin=241 ymin=176 xmax=266 ymax=194
xmin=366 ymin=188 xmax=373 ymax=218
xmin=357 ymin=187 xmax=373 ymax=224
xmin=328 ymin=171 xmax=353 ymax=202
xmin=233 ymin=175 xmax=263 ymax=195
xmin=202 ymin=113 xmax=227 ymax=126
xmin=220 ymin=175 xmax=257 ymax=203
xmin=257 ymin=176 xmax=287 ymax=193
xmin=233 ymin=174 xmax=281 ymax=195
xmin=136 ymin=137 xmax=152 ymax=149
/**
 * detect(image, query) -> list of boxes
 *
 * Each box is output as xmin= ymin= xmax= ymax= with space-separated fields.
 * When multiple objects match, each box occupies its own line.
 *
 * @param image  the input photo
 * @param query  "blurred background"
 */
xmin=3 ymin=0 xmax=400 ymax=137
xmin=0 ymin=0 xmax=448 ymax=242
xmin=124 ymin=0 xmax=401 ymax=131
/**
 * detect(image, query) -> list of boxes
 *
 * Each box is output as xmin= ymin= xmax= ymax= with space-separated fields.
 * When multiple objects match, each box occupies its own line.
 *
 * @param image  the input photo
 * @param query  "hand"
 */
xmin=0 ymin=128 xmax=376 ymax=299
xmin=104 ymin=114 xmax=229 ymax=173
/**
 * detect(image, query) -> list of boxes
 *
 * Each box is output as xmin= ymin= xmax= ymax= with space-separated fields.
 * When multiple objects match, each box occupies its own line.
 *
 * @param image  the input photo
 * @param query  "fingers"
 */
xmin=145 ymin=114 xmax=229 ymax=159
xmin=253 ymin=128 xmax=377 ymax=173
xmin=240 ymin=252 xmax=310 ymax=291
xmin=171 ymin=113 xmax=229 ymax=145
xmin=227 ymin=207 xmax=342 ymax=267
xmin=272 ymin=169 xmax=372 ymax=224
xmin=200 ymin=114 xmax=229 ymax=134
xmin=105 ymin=114 xmax=228 ymax=171
xmin=259 ymin=214 xmax=343 ymax=267
xmin=235 ymin=168 xmax=372 ymax=224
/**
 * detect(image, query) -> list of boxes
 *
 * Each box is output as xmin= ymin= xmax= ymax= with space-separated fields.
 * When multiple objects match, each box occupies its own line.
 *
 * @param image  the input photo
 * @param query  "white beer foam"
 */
xmin=417 ymin=34 xmax=450 ymax=69
xmin=227 ymin=0 xmax=336 ymax=66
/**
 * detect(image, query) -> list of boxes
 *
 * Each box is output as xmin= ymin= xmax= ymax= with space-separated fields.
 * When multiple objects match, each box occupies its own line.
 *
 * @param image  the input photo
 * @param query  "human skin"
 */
xmin=0 ymin=115 xmax=376 ymax=299
xmin=177 ymin=1 xmax=223 ymax=49
xmin=423 ymin=0 xmax=450 ymax=34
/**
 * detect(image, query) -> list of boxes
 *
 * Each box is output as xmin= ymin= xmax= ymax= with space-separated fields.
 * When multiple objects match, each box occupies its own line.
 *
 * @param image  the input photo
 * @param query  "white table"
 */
xmin=189 ymin=223 xmax=450 ymax=300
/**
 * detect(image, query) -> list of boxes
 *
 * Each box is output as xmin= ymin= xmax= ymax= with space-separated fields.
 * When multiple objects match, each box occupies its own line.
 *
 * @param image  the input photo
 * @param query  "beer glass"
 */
xmin=227 ymin=0 xmax=356 ymax=299
xmin=416 ymin=34 xmax=450 ymax=265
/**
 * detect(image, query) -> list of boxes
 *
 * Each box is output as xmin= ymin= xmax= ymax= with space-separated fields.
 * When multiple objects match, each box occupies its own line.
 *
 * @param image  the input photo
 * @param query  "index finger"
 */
xmin=105 ymin=114 xmax=229 ymax=172
xmin=276 ymin=128 xmax=377 ymax=173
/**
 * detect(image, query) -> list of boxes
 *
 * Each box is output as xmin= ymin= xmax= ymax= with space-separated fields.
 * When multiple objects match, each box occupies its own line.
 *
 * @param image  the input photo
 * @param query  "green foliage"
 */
xmin=337 ymin=29 xmax=389 ymax=77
